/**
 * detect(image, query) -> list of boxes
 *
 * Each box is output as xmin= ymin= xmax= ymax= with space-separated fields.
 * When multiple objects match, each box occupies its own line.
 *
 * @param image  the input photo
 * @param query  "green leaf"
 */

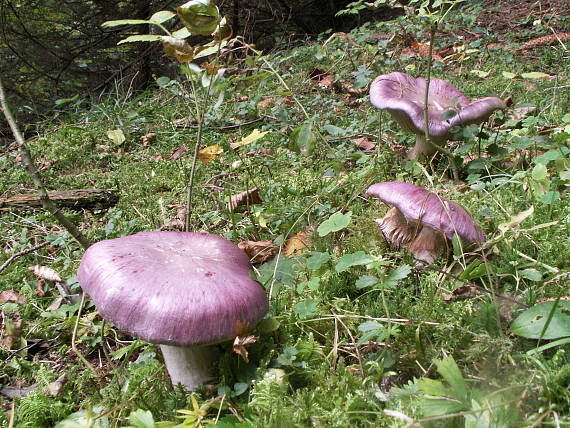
xmin=383 ymin=265 xmax=412 ymax=288
xmin=355 ymin=275 xmax=378 ymax=289
xmin=335 ymin=251 xmax=374 ymax=273
xmin=501 ymin=71 xmax=517 ymax=79
xmin=289 ymin=122 xmax=316 ymax=154
xmin=257 ymin=255 xmax=297 ymax=294
xmin=323 ymin=124 xmax=346 ymax=136
xmin=128 ymin=409 xmax=155 ymax=428
xmin=297 ymin=277 xmax=320 ymax=293
xmin=511 ymin=301 xmax=570 ymax=339
xmin=519 ymin=268 xmax=542 ymax=282
xmin=306 ymin=252 xmax=330 ymax=270
xmin=470 ymin=69 xmax=491 ymax=78
xmin=150 ymin=11 xmax=176 ymax=24
xmin=540 ymin=191 xmax=560 ymax=205
xmin=294 ymin=299 xmax=319 ymax=319
xmin=257 ymin=317 xmax=280 ymax=333
xmin=521 ymin=72 xmax=550 ymax=79
xmin=106 ymin=129 xmax=126 ymax=145
xmin=434 ymin=356 xmax=469 ymax=402
xmin=172 ymin=27 xmax=191 ymax=39
xmin=317 ymin=211 xmax=351 ymax=237
xmin=102 ymin=19 xmax=151 ymax=28
xmin=177 ymin=0 xmax=221 ymax=36
xmin=531 ymin=163 xmax=548 ymax=180
xmin=117 ymin=35 xmax=162 ymax=45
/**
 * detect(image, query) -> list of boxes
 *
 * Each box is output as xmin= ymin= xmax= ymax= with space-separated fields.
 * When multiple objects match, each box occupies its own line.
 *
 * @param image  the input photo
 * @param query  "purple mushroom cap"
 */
xmin=77 ymin=231 xmax=268 ymax=346
xmin=370 ymin=72 xmax=505 ymax=140
xmin=365 ymin=182 xmax=485 ymax=244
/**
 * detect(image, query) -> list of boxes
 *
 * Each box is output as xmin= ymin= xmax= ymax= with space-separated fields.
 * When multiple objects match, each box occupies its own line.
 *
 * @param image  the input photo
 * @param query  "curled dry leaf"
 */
xmin=35 ymin=278 xmax=46 ymax=297
xmin=402 ymin=42 xmax=444 ymax=62
xmin=238 ymin=240 xmax=277 ymax=264
xmin=140 ymin=132 xmax=157 ymax=146
xmin=46 ymin=374 xmax=67 ymax=397
xmin=0 ymin=290 xmax=25 ymax=305
xmin=232 ymin=335 xmax=257 ymax=363
xmin=352 ymin=136 xmax=375 ymax=152
xmin=229 ymin=188 xmax=262 ymax=212
xmin=169 ymin=145 xmax=188 ymax=160
xmin=28 ymin=265 xmax=62 ymax=282
xmin=284 ymin=229 xmax=312 ymax=257
xmin=443 ymin=284 xmax=482 ymax=302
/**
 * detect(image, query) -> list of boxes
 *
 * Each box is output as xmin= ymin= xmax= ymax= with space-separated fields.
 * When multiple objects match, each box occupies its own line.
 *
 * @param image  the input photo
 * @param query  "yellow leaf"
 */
xmin=230 ymin=129 xmax=270 ymax=149
xmin=284 ymin=230 xmax=311 ymax=257
xmin=198 ymin=144 xmax=223 ymax=162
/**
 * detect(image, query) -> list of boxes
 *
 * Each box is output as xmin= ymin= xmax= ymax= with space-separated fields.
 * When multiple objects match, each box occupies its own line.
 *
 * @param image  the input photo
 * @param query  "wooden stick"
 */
xmin=0 ymin=242 xmax=49 ymax=274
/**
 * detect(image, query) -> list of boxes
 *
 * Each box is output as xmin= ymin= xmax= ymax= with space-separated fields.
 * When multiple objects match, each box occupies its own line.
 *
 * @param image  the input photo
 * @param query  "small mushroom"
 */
xmin=77 ymin=231 xmax=268 ymax=390
xmin=366 ymin=182 xmax=485 ymax=265
xmin=369 ymin=72 xmax=505 ymax=159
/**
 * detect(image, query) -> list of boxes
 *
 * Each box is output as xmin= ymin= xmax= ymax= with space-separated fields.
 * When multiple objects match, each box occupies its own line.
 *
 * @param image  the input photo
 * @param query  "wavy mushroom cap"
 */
xmin=370 ymin=72 xmax=505 ymax=140
xmin=366 ymin=182 xmax=485 ymax=244
xmin=78 ymin=231 xmax=268 ymax=346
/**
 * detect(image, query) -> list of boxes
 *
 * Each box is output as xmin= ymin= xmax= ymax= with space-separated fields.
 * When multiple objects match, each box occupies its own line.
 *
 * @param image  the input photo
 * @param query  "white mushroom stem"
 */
xmin=408 ymin=226 xmax=447 ymax=266
xmin=375 ymin=207 xmax=416 ymax=249
xmin=160 ymin=344 xmax=219 ymax=390
xmin=408 ymin=135 xmax=442 ymax=160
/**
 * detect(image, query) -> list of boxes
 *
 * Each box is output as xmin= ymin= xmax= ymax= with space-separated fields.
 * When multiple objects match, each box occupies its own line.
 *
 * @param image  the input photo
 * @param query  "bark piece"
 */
xmin=0 ymin=189 xmax=118 ymax=211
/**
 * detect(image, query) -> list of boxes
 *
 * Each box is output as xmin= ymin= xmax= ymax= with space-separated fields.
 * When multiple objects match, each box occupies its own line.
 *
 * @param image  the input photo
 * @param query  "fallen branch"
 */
xmin=0 ymin=189 xmax=119 ymax=211
xmin=0 ymin=242 xmax=49 ymax=274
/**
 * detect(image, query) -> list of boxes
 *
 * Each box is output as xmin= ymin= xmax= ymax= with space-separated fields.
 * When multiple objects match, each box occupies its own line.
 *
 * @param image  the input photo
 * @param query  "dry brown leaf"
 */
xmin=505 ymin=105 xmax=537 ymax=124
xmin=28 ymin=265 xmax=61 ymax=282
xmin=232 ymin=335 xmax=257 ymax=363
xmin=35 ymin=278 xmax=46 ymax=297
xmin=536 ymin=296 xmax=570 ymax=303
xmin=352 ymin=136 xmax=375 ymax=152
xmin=522 ymin=32 xmax=570 ymax=50
xmin=443 ymin=284 xmax=482 ymax=302
xmin=238 ymin=240 xmax=277 ymax=264
xmin=140 ymin=132 xmax=157 ymax=146
xmin=402 ymin=42 xmax=444 ymax=62
xmin=198 ymin=144 xmax=223 ymax=163
xmin=1 ymin=319 xmax=23 ymax=350
xmin=46 ymin=296 xmax=64 ymax=312
xmin=46 ymin=374 xmax=67 ymax=397
xmin=318 ymin=74 xmax=335 ymax=90
xmin=257 ymin=96 xmax=275 ymax=111
xmin=245 ymin=148 xmax=274 ymax=157
xmin=169 ymin=145 xmax=188 ymax=160
xmin=284 ymin=230 xmax=312 ymax=257
xmin=229 ymin=188 xmax=262 ymax=212
xmin=161 ymin=204 xmax=186 ymax=231
xmin=0 ymin=290 xmax=25 ymax=305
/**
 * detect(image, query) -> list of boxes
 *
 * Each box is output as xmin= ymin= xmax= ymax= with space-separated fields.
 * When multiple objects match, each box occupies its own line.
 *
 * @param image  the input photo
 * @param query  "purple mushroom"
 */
xmin=77 ymin=231 xmax=268 ymax=390
xmin=370 ymin=72 xmax=505 ymax=159
xmin=366 ymin=182 xmax=485 ymax=265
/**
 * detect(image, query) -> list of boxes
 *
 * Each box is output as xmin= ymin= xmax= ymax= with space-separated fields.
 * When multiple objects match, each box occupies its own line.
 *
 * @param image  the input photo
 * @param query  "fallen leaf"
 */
xmin=140 ymin=132 xmax=157 ymax=146
xmin=46 ymin=374 xmax=67 ymax=397
xmin=230 ymin=129 xmax=270 ymax=149
xmin=233 ymin=335 xmax=257 ymax=363
xmin=352 ymin=136 xmax=375 ymax=152
xmin=46 ymin=296 xmax=64 ymax=311
xmin=198 ymin=144 xmax=223 ymax=162
xmin=35 ymin=278 xmax=46 ymax=297
xmin=169 ymin=145 xmax=188 ymax=160
xmin=318 ymin=74 xmax=335 ymax=90
xmin=28 ymin=265 xmax=62 ymax=282
xmin=238 ymin=240 xmax=278 ymax=264
xmin=0 ymin=290 xmax=25 ymax=304
xmin=1 ymin=319 xmax=23 ymax=350
xmin=443 ymin=284 xmax=482 ymax=302
xmin=402 ymin=41 xmax=443 ymax=62
xmin=257 ymin=96 xmax=275 ymax=111
xmin=230 ymin=188 xmax=262 ymax=212
xmin=245 ymin=148 xmax=273 ymax=157
xmin=505 ymin=104 xmax=537 ymax=124
xmin=106 ymin=129 xmax=126 ymax=146
xmin=284 ymin=230 xmax=312 ymax=257
xmin=161 ymin=204 xmax=186 ymax=231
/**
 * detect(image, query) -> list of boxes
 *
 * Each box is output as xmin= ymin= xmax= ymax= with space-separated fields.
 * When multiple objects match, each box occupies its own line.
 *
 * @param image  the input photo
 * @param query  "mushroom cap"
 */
xmin=77 ymin=231 xmax=268 ymax=346
xmin=369 ymin=72 xmax=505 ymax=140
xmin=365 ymin=182 xmax=485 ymax=244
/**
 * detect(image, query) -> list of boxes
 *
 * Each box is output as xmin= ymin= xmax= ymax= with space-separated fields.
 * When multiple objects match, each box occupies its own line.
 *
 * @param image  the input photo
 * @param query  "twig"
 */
xmin=330 ymin=309 xmax=364 ymax=377
xmin=0 ymin=242 xmax=49 ymax=274
xmin=315 ymin=314 xmax=440 ymax=327
xmin=71 ymin=292 xmax=99 ymax=375
xmin=0 ymin=76 xmax=91 ymax=249
xmin=544 ymin=271 xmax=570 ymax=286
xmin=175 ymin=116 xmax=265 ymax=130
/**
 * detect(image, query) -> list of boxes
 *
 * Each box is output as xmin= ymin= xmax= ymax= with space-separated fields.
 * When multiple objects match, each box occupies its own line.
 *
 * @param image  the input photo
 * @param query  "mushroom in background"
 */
xmin=77 ymin=231 xmax=268 ymax=390
xmin=369 ymin=72 xmax=505 ymax=160
xmin=366 ymin=182 xmax=485 ymax=265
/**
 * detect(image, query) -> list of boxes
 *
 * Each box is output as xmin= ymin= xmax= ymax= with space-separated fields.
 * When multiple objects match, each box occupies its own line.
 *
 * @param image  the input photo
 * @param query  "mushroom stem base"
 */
xmin=408 ymin=135 xmax=441 ymax=160
xmin=160 ymin=344 xmax=218 ymax=390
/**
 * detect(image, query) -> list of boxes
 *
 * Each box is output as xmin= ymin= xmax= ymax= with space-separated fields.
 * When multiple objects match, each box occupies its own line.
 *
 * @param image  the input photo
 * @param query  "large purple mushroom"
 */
xmin=370 ymin=72 xmax=505 ymax=159
xmin=77 ymin=231 xmax=268 ymax=390
xmin=366 ymin=182 xmax=485 ymax=265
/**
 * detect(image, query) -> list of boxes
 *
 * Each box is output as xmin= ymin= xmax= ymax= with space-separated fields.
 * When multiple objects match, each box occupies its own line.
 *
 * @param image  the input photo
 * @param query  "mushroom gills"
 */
xmin=408 ymin=226 xmax=448 ymax=266
xmin=375 ymin=207 xmax=416 ymax=249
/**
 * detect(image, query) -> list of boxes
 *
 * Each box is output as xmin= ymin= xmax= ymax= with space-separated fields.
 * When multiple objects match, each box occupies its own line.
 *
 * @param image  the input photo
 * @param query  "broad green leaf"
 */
xmin=317 ymin=211 xmax=351 ymax=237
xmin=194 ymin=40 xmax=228 ymax=59
xmin=106 ymin=129 xmax=126 ymax=145
xmin=150 ymin=11 xmax=176 ymax=24
xmin=118 ymin=35 xmax=162 ymax=45
xmin=297 ymin=277 xmax=320 ymax=293
xmin=540 ymin=191 xmax=560 ymax=205
xmin=531 ymin=163 xmax=548 ymax=180
xmin=294 ymin=299 xmax=319 ymax=319
xmin=177 ymin=0 xmax=221 ymax=36
xmin=128 ymin=409 xmax=155 ymax=428
xmin=323 ymin=124 xmax=345 ymax=136
xmin=498 ymin=206 xmax=534 ymax=234
xmin=335 ymin=251 xmax=374 ymax=273
xmin=417 ymin=378 xmax=451 ymax=397
xmin=501 ymin=71 xmax=517 ymax=79
xmin=511 ymin=301 xmax=570 ymax=339
xmin=434 ymin=356 xmax=469 ymax=402
xmin=355 ymin=275 xmax=378 ymax=289
xmin=306 ymin=252 xmax=330 ymax=270
xmin=358 ymin=320 xmax=383 ymax=332
xmin=257 ymin=255 xmax=297 ymax=293
xmin=384 ymin=265 xmax=412 ymax=288
xmin=102 ymin=19 xmax=150 ymax=28
xmin=172 ymin=27 xmax=191 ymax=39
xmin=257 ymin=317 xmax=281 ymax=333
xmin=519 ymin=268 xmax=542 ymax=282
xmin=289 ymin=122 xmax=316 ymax=154
xmin=230 ymin=129 xmax=270 ymax=149
xmin=521 ymin=72 xmax=550 ymax=79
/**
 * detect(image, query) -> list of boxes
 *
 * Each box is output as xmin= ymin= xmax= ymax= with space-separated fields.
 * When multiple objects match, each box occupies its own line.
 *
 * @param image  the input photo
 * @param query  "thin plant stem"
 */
xmin=185 ymin=77 xmax=204 ymax=232
xmin=72 ymin=292 xmax=99 ymax=375
xmin=0 ymin=76 xmax=91 ymax=249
